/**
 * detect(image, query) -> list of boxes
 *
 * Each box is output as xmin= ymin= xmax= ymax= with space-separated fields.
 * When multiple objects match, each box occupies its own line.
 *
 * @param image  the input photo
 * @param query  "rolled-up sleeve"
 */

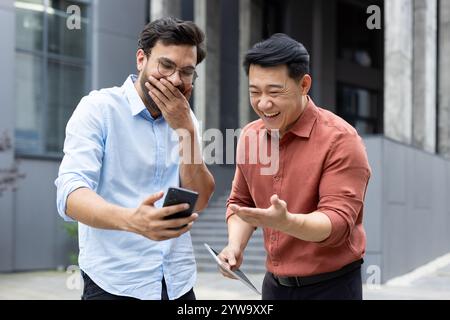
xmin=226 ymin=125 xmax=257 ymax=221
xmin=316 ymin=132 xmax=371 ymax=247
xmin=226 ymin=164 xmax=256 ymax=222
xmin=54 ymin=97 xmax=105 ymax=221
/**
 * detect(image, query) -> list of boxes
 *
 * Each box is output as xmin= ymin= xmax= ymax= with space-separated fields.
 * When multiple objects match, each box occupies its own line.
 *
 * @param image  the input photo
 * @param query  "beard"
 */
xmin=139 ymin=72 xmax=161 ymax=117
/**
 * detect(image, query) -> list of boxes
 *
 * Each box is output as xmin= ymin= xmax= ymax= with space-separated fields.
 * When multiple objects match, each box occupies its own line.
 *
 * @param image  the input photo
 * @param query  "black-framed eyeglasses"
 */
xmin=157 ymin=58 xmax=198 ymax=84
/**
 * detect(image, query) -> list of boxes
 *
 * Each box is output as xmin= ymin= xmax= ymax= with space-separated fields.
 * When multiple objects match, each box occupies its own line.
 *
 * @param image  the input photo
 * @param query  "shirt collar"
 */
xmin=287 ymin=96 xmax=318 ymax=138
xmin=123 ymin=74 xmax=152 ymax=118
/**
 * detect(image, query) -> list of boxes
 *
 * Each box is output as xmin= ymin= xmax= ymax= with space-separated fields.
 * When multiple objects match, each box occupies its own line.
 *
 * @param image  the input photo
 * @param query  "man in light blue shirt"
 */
xmin=55 ymin=17 xmax=215 ymax=300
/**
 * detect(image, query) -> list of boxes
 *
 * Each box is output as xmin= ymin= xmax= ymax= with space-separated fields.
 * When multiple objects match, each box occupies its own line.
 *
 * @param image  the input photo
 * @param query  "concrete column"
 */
xmin=239 ymin=0 xmax=253 ymax=128
xmin=412 ymin=0 xmax=437 ymax=153
xmin=384 ymin=0 xmax=414 ymax=144
xmin=150 ymin=0 xmax=181 ymax=21
xmin=438 ymin=0 xmax=450 ymax=158
xmin=238 ymin=0 xmax=264 ymax=128
xmin=0 ymin=0 xmax=15 ymax=272
xmin=238 ymin=0 xmax=252 ymax=128
xmin=194 ymin=0 xmax=221 ymax=130
xmin=92 ymin=0 xmax=148 ymax=89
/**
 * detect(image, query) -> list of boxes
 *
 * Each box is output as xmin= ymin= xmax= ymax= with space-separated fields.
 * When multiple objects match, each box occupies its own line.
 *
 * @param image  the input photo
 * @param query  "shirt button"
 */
xmin=274 ymin=176 xmax=280 ymax=181
xmin=271 ymin=235 xmax=276 ymax=241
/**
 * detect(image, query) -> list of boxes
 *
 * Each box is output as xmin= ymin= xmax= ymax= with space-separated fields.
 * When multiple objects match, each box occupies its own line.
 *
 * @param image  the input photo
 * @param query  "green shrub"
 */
xmin=62 ymin=222 xmax=79 ymax=265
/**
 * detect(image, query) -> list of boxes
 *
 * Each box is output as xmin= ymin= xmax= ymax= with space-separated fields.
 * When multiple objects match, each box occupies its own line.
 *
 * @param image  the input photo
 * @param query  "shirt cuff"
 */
xmin=57 ymin=179 xmax=91 ymax=222
xmin=315 ymin=208 xmax=350 ymax=247
xmin=225 ymin=206 xmax=235 ymax=222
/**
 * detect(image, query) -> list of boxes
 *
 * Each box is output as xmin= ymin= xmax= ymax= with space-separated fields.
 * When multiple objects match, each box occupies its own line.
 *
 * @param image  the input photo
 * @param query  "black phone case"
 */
xmin=163 ymin=187 xmax=199 ymax=220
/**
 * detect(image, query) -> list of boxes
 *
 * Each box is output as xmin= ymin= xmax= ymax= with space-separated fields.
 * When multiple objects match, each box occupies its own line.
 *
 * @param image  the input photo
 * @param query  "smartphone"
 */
xmin=163 ymin=187 xmax=199 ymax=220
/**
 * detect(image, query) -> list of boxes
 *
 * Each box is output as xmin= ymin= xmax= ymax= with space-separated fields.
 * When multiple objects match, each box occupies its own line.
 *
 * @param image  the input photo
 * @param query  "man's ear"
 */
xmin=136 ymin=49 xmax=146 ymax=72
xmin=300 ymin=74 xmax=312 ymax=95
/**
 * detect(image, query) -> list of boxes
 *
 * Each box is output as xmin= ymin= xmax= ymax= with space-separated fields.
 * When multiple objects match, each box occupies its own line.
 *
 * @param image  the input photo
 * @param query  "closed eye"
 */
xmin=160 ymin=60 xmax=175 ymax=69
xmin=180 ymin=69 xmax=195 ymax=77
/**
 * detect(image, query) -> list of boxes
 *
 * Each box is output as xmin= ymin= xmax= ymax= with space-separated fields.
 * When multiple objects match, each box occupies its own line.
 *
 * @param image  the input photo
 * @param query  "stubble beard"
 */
xmin=139 ymin=71 xmax=162 ymax=118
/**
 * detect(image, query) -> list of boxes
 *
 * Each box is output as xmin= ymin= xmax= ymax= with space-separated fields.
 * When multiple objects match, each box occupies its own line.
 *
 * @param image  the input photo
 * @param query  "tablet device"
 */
xmin=204 ymin=243 xmax=261 ymax=295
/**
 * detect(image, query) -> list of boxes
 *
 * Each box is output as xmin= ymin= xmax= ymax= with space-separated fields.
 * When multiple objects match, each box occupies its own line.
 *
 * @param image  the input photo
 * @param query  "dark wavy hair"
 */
xmin=243 ymin=33 xmax=310 ymax=80
xmin=137 ymin=17 xmax=206 ymax=65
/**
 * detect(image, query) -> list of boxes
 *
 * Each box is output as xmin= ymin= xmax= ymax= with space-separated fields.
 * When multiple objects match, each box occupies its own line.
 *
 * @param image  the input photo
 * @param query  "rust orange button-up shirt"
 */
xmin=226 ymin=98 xmax=371 ymax=277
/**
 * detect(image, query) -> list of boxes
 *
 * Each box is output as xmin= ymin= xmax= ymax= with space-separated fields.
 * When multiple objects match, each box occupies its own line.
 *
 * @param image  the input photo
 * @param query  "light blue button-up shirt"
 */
xmin=55 ymin=75 xmax=199 ymax=300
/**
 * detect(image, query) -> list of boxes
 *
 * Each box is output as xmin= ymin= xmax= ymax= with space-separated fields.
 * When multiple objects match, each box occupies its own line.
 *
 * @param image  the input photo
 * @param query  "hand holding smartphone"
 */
xmin=163 ymin=187 xmax=198 ymax=220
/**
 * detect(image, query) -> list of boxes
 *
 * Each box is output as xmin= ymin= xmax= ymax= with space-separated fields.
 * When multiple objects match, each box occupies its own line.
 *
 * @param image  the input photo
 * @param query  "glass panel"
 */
xmin=338 ymin=85 xmax=378 ymax=118
xmin=356 ymin=89 xmax=371 ymax=117
xmin=336 ymin=0 xmax=383 ymax=68
xmin=340 ymin=86 xmax=358 ymax=115
xmin=48 ymin=0 xmax=89 ymax=59
xmin=15 ymin=0 xmax=44 ymax=51
xmin=337 ymin=83 xmax=380 ymax=134
xmin=14 ymin=0 xmax=91 ymax=156
xmin=15 ymin=52 xmax=44 ymax=154
xmin=46 ymin=60 xmax=87 ymax=153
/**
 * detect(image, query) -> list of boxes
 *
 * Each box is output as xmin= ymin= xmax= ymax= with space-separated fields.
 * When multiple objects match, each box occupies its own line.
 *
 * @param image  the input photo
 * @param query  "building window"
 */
xmin=336 ymin=0 xmax=383 ymax=69
xmin=337 ymin=84 xmax=380 ymax=135
xmin=335 ymin=0 xmax=384 ymax=135
xmin=15 ymin=0 xmax=91 ymax=157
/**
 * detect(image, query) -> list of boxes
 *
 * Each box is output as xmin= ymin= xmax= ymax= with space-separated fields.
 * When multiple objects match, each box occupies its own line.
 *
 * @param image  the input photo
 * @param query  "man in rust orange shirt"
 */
xmin=218 ymin=33 xmax=371 ymax=300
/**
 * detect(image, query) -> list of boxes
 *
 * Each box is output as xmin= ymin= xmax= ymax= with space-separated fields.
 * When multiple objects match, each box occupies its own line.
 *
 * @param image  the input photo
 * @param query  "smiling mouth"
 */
xmin=263 ymin=112 xmax=281 ymax=118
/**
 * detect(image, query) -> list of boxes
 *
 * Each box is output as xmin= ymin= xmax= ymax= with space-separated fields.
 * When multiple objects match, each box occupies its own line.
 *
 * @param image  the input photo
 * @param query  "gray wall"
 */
xmin=12 ymin=159 xmax=73 ymax=270
xmin=0 ymin=0 xmax=16 ymax=272
xmin=362 ymin=137 xmax=383 ymax=280
xmin=364 ymin=136 xmax=450 ymax=282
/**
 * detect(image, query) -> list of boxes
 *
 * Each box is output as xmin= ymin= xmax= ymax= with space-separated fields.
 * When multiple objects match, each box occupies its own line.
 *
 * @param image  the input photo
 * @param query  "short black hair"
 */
xmin=243 ymin=33 xmax=310 ymax=80
xmin=138 ymin=17 xmax=206 ymax=65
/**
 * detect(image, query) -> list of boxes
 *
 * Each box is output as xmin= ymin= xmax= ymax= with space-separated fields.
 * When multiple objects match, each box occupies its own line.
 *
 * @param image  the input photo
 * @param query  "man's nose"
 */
xmin=166 ymin=70 xmax=183 ymax=87
xmin=258 ymin=96 xmax=273 ymax=110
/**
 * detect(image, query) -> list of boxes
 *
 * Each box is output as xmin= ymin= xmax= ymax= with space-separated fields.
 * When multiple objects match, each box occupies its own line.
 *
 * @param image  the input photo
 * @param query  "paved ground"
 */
xmin=1 ymin=261 xmax=450 ymax=300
